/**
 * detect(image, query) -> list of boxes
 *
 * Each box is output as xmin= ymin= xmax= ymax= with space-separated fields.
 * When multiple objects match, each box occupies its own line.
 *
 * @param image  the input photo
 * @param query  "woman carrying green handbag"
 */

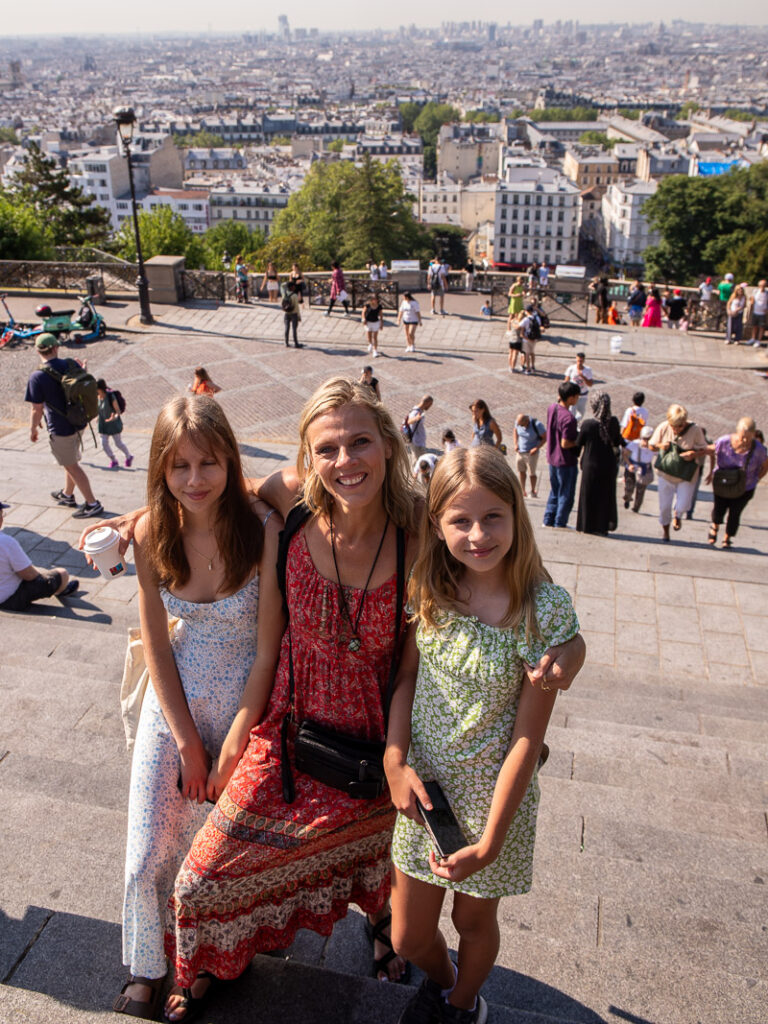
xmin=649 ymin=404 xmax=709 ymax=542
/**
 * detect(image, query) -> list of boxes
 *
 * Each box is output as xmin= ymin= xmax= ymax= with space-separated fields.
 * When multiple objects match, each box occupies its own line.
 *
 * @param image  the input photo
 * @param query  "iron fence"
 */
xmin=0 ymin=260 xmax=136 ymax=294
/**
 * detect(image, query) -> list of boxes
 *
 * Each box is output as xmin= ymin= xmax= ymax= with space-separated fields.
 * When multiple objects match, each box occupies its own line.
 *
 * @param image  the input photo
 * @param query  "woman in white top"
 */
xmin=726 ymin=284 xmax=747 ymax=344
xmin=397 ymin=291 xmax=422 ymax=353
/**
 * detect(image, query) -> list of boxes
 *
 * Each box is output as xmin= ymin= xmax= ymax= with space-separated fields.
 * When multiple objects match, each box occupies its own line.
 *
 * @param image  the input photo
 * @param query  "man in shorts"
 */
xmin=25 ymin=333 xmax=104 ymax=519
xmin=0 ymin=501 xmax=79 ymax=611
xmin=514 ymin=413 xmax=547 ymax=497
xmin=427 ymin=258 xmax=447 ymax=316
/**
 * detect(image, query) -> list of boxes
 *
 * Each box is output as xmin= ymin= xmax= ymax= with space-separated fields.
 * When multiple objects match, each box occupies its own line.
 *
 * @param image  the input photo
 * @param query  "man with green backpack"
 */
xmin=24 ymin=333 xmax=104 ymax=519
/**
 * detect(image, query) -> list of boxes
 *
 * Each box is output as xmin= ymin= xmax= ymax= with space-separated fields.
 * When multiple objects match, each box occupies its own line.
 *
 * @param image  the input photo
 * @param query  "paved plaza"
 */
xmin=1 ymin=293 xmax=767 ymax=1023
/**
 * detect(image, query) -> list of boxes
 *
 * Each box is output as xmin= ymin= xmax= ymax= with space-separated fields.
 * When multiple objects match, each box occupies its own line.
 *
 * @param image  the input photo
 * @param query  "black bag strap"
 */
xmin=280 ymin=515 xmax=406 ymax=803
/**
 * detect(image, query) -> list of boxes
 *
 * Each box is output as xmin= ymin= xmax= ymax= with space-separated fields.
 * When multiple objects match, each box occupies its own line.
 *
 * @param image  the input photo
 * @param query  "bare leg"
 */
xmin=448 ymin=893 xmax=500 ymax=1011
xmin=390 ymin=867 xmax=453 ymax=987
xmin=65 ymin=463 xmax=96 ymax=504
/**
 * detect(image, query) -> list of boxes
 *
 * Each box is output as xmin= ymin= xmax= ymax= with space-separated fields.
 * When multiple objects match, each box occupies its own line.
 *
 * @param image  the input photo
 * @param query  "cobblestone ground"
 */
xmin=2 ymin=292 xmax=768 ymax=1024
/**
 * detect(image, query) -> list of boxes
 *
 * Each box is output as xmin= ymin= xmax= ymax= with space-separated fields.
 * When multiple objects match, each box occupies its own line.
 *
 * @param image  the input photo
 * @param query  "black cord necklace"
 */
xmin=330 ymin=512 xmax=390 ymax=652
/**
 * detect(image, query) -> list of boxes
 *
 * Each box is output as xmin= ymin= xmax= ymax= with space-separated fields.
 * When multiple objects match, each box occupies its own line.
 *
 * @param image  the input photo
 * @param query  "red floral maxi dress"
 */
xmin=165 ymin=525 xmax=403 ymax=985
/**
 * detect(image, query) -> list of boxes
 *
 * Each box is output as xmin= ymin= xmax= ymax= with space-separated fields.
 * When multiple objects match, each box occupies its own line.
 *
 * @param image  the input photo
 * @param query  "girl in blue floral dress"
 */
xmin=385 ymin=445 xmax=581 ymax=1024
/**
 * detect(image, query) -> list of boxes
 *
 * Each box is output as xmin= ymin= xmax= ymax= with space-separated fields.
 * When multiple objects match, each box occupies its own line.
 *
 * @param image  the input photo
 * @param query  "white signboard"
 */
xmin=390 ymin=260 xmax=421 ymax=272
xmin=554 ymin=265 xmax=587 ymax=279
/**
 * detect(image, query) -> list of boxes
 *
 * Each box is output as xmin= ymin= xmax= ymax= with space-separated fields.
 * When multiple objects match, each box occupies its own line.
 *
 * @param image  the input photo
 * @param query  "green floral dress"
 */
xmin=391 ymin=582 xmax=578 ymax=899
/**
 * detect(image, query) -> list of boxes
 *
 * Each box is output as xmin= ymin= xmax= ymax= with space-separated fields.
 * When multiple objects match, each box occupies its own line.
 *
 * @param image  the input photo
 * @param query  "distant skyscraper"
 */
xmin=278 ymin=14 xmax=290 ymax=41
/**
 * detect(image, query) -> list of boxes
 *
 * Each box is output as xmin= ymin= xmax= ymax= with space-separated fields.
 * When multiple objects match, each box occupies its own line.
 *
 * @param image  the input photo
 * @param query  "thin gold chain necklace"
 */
xmin=185 ymin=534 xmax=218 ymax=572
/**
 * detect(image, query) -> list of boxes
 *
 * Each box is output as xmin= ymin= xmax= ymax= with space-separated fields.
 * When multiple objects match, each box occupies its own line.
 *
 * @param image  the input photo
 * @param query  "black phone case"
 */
xmin=416 ymin=780 xmax=468 ymax=859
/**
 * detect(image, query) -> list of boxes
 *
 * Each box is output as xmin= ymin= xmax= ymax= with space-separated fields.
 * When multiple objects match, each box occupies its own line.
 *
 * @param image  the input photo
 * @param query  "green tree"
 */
xmin=398 ymin=102 xmax=422 ymax=133
xmin=414 ymin=225 xmax=467 ymax=268
xmin=173 ymin=130 xmax=226 ymax=148
xmin=723 ymin=109 xmax=755 ymax=122
xmin=201 ymin=220 xmax=265 ymax=269
xmin=114 ymin=205 xmax=205 ymax=266
xmin=617 ymin=108 xmax=641 ymax=120
xmin=0 ymin=192 xmax=55 ymax=260
xmin=719 ymin=227 xmax=768 ymax=282
xmin=678 ymin=101 xmax=701 ymax=119
xmin=272 ymin=156 xmax=421 ymax=268
xmin=259 ymin=232 xmax=317 ymax=272
xmin=0 ymin=127 xmax=20 ymax=144
xmin=463 ymin=110 xmax=500 ymax=124
xmin=10 ymin=142 xmax=110 ymax=247
xmin=578 ymin=131 xmax=615 ymax=148
xmin=527 ymin=106 xmax=599 ymax=122
xmin=643 ymin=164 xmax=768 ymax=283
xmin=326 ymin=139 xmax=344 ymax=153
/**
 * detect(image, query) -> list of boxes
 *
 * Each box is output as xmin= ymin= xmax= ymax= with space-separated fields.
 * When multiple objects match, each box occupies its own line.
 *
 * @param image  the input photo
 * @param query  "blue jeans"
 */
xmin=544 ymin=465 xmax=578 ymax=527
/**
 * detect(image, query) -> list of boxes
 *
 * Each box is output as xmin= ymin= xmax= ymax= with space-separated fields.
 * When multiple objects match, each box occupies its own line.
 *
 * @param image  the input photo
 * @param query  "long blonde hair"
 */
xmin=146 ymin=395 xmax=263 ymax=592
xmin=409 ymin=446 xmax=550 ymax=633
xmin=296 ymin=377 xmax=417 ymax=531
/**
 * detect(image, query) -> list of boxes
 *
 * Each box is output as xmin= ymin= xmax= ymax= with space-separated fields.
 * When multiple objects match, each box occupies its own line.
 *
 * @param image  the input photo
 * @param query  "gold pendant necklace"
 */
xmin=185 ymin=536 xmax=217 ymax=571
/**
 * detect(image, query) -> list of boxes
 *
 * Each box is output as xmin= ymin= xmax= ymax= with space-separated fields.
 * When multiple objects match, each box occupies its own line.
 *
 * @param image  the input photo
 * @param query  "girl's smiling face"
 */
xmin=435 ymin=483 xmax=515 ymax=579
xmin=165 ymin=437 xmax=227 ymax=517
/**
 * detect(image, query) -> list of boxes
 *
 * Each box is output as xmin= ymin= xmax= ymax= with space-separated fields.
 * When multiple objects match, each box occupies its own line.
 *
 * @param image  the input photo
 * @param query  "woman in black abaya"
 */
xmin=576 ymin=391 xmax=624 ymax=535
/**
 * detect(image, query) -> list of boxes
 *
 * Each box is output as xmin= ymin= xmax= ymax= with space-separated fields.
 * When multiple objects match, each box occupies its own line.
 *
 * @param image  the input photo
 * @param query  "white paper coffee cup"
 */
xmin=83 ymin=526 xmax=127 ymax=579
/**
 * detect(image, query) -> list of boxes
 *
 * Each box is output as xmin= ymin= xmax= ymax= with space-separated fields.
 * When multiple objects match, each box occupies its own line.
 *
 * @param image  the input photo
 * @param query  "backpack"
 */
xmin=401 ymin=412 xmax=415 ymax=443
xmin=107 ymin=387 xmax=126 ymax=414
xmin=537 ymin=310 xmax=550 ymax=330
xmin=429 ymin=265 xmax=443 ymax=292
xmin=41 ymin=359 xmax=99 ymax=431
xmin=621 ymin=410 xmax=643 ymax=441
xmin=281 ymin=296 xmax=293 ymax=312
xmin=526 ymin=315 xmax=541 ymax=341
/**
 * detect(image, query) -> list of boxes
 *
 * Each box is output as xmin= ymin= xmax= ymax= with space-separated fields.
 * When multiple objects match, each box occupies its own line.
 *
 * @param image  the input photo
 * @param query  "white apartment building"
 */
xmin=601 ymin=180 xmax=660 ymax=268
xmin=130 ymin=188 xmax=209 ymax=233
xmin=209 ymin=180 xmax=292 ymax=237
xmin=493 ymin=168 xmax=581 ymax=267
xmin=418 ymin=176 xmax=496 ymax=229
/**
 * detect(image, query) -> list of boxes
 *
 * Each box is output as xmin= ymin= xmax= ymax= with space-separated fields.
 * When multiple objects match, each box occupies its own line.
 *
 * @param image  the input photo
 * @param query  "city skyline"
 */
xmin=3 ymin=2 xmax=768 ymax=37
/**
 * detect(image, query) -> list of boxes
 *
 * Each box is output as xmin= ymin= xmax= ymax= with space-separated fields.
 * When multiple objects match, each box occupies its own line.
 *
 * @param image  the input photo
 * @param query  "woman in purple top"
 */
xmin=706 ymin=417 xmax=767 ymax=549
xmin=325 ymin=261 xmax=350 ymax=317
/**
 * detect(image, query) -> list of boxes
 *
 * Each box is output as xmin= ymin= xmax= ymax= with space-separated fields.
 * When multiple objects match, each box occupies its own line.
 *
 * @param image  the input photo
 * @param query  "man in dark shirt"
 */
xmin=25 ymin=333 xmax=103 ymax=518
xmin=543 ymin=382 xmax=580 ymax=528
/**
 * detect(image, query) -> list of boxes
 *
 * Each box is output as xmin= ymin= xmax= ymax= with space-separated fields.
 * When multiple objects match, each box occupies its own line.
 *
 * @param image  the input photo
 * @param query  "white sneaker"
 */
xmin=372 ymin=349 xmax=379 ymax=357
xmin=367 ymin=344 xmax=373 ymax=353
xmin=323 ymin=311 xmax=330 ymax=317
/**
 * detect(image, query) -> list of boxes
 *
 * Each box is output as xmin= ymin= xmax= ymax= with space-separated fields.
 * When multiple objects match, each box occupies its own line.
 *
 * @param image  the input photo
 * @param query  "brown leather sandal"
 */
xmin=113 ymin=975 xmax=163 ymax=1019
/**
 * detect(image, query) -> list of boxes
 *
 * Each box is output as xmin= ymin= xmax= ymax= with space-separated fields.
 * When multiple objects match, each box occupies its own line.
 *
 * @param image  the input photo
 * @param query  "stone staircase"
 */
xmin=2 ymin=599 xmax=767 ymax=1023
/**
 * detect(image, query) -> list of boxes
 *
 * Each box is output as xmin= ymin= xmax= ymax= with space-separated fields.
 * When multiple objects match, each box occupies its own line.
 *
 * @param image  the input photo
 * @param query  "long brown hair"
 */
xmin=296 ymin=376 xmax=417 ymax=532
xmin=471 ymin=399 xmax=492 ymax=425
xmin=146 ymin=395 xmax=263 ymax=592
xmin=409 ymin=446 xmax=550 ymax=634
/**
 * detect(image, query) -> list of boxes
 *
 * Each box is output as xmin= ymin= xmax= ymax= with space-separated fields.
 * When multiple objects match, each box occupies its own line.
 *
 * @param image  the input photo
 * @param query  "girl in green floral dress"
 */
xmin=385 ymin=446 xmax=580 ymax=1024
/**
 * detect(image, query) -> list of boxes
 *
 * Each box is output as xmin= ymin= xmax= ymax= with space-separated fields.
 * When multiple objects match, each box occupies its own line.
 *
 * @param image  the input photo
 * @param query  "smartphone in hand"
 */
xmin=416 ymin=780 xmax=468 ymax=859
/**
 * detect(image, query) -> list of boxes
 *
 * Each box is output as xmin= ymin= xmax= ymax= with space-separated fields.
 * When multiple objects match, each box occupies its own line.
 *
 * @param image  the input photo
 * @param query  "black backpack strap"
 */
xmin=277 ymin=502 xmax=312 ymax=615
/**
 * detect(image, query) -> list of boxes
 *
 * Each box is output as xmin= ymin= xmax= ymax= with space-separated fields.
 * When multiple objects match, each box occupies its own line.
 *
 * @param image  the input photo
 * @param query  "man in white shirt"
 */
xmin=0 ymin=501 xmax=79 ymax=610
xmin=564 ymin=352 xmax=594 ymax=420
xmin=698 ymin=277 xmax=714 ymax=304
xmin=749 ymin=280 xmax=767 ymax=346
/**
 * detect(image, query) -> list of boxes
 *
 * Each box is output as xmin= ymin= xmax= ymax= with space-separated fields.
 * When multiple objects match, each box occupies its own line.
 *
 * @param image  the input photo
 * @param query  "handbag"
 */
xmin=654 ymin=439 xmax=697 ymax=482
xmin=119 ymin=616 xmax=180 ymax=755
xmin=712 ymin=445 xmax=752 ymax=499
xmin=338 ymin=288 xmax=349 ymax=303
xmin=277 ymin=504 xmax=405 ymax=803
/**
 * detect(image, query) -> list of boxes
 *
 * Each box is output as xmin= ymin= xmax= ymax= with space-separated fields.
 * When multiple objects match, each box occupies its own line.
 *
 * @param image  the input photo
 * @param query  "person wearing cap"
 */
xmin=718 ymin=273 xmax=734 ymax=305
xmin=698 ymin=277 xmax=714 ymax=304
xmin=24 ymin=333 xmax=103 ymax=519
xmin=621 ymin=426 xmax=655 ymax=513
xmin=667 ymin=288 xmax=687 ymax=329
xmin=0 ymin=501 xmax=79 ymax=611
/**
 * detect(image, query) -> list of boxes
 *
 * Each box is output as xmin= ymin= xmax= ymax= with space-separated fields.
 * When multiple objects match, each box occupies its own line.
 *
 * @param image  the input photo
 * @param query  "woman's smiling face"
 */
xmin=306 ymin=404 xmax=391 ymax=511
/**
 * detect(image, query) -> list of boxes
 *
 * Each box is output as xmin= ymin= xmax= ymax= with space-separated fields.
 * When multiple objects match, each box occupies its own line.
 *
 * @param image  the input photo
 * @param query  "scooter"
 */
xmin=35 ymin=295 xmax=107 ymax=342
xmin=0 ymin=294 xmax=44 ymax=348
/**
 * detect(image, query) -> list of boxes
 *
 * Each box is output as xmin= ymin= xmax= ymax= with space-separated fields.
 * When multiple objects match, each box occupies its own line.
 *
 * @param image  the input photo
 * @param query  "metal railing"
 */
xmin=0 ymin=260 xmax=136 ymax=295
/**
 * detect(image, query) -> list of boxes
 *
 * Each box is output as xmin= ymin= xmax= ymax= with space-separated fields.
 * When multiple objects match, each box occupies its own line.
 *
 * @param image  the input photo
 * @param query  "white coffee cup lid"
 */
xmin=83 ymin=526 xmax=120 ymax=553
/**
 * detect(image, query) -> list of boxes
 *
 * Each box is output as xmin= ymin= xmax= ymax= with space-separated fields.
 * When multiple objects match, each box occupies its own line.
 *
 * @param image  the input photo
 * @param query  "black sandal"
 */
xmin=163 ymin=972 xmax=219 ymax=1024
xmin=113 ymin=975 xmax=163 ymax=1020
xmin=707 ymin=524 xmax=718 ymax=545
xmin=365 ymin=913 xmax=412 ymax=984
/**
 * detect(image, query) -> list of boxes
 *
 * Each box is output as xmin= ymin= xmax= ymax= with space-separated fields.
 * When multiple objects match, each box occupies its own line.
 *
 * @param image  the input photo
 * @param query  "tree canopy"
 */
xmin=528 ymin=106 xmax=599 ymax=122
xmin=578 ymin=131 xmax=615 ymax=149
xmin=114 ymin=205 xmax=204 ymax=267
xmin=0 ymin=193 xmax=55 ymax=260
xmin=173 ymin=130 xmax=226 ymax=148
xmin=271 ymin=155 xmax=422 ymax=268
xmin=643 ymin=163 xmax=768 ymax=283
xmin=9 ymin=142 xmax=111 ymax=247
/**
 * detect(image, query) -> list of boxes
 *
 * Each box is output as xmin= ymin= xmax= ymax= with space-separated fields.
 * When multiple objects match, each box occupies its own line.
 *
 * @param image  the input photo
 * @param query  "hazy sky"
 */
xmin=3 ymin=0 xmax=767 ymax=36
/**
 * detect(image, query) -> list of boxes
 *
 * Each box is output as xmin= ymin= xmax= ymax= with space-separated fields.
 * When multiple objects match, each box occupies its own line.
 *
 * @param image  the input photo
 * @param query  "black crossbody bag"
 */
xmin=277 ymin=504 xmax=405 ymax=803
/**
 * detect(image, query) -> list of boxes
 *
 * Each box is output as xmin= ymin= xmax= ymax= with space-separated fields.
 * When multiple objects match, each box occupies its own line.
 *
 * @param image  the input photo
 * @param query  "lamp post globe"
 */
xmin=112 ymin=105 xmax=153 ymax=325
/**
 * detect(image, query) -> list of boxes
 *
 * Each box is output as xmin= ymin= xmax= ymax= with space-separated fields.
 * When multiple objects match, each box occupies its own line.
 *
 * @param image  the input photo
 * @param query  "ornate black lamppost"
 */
xmin=113 ymin=105 xmax=153 ymax=325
